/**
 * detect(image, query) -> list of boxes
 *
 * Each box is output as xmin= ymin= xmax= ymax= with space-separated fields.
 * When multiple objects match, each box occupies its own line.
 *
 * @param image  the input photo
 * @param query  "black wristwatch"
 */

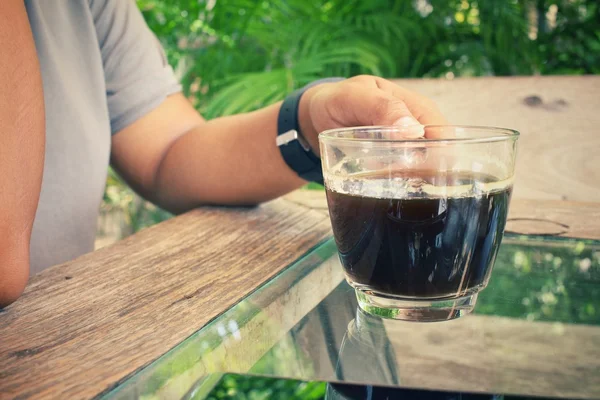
xmin=276 ymin=78 xmax=344 ymax=185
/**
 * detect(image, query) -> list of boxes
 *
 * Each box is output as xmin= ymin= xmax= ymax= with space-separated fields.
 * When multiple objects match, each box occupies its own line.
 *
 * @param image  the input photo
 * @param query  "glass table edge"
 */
xmin=97 ymin=237 xmax=336 ymax=400
xmin=98 ymin=233 xmax=600 ymax=399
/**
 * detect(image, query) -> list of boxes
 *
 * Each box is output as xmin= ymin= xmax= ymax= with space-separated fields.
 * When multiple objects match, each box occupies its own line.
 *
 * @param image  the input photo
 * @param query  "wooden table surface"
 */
xmin=1 ymin=75 xmax=599 ymax=399
xmin=1 ymin=195 xmax=599 ymax=399
xmin=0 ymin=199 xmax=331 ymax=399
xmin=394 ymin=75 xmax=600 ymax=203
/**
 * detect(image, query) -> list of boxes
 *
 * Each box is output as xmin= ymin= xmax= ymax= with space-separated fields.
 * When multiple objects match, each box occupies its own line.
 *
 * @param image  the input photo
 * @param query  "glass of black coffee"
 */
xmin=319 ymin=126 xmax=519 ymax=321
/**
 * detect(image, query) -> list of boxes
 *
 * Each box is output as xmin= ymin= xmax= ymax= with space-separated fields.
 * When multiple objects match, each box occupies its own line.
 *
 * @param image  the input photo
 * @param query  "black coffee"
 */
xmin=326 ymin=171 xmax=512 ymax=299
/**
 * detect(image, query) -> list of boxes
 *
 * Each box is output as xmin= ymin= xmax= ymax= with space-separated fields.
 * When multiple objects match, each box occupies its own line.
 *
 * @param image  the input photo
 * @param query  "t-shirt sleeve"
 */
xmin=90 ymin=0 xmax=182 ymax=135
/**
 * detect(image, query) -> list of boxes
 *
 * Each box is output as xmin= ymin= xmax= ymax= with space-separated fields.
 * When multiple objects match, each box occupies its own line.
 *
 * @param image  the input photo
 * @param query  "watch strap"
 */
xmin=277 ymin=89 xmax=323 ymax=183
xmin=276 ymin=78 xmax=344 ymax=184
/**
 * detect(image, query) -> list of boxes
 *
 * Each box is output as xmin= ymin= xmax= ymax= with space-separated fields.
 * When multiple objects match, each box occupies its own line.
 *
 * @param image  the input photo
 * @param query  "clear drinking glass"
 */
xmin=319 ymin=125 xmax=519 ymax=322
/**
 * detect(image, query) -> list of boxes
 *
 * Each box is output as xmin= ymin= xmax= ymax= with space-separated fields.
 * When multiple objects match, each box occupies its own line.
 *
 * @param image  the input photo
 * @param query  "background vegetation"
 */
xmin=138 ymin=0 xmax=599 ymax=119
xmin=99 ymin=0 xmax=600 ymax=238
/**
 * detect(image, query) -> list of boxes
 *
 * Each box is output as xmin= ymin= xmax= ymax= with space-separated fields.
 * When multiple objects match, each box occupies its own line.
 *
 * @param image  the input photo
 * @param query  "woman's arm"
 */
xmin=0 ymin=0 xmax=45 ymax=307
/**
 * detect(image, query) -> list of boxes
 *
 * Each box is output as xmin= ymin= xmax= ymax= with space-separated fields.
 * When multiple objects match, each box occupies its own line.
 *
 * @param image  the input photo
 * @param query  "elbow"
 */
xmin=0 ymin=247 xmax=30 ymax=308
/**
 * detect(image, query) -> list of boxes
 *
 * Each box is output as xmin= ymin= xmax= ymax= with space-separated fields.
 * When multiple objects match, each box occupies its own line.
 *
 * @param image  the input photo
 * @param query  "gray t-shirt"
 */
xmin=25 ymin=0 xmax=181 ymax=274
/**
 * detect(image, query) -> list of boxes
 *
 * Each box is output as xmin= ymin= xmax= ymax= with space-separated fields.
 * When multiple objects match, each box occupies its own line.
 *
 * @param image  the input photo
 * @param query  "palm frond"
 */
xmin=204 ymin=37 xmax=395 ymax=117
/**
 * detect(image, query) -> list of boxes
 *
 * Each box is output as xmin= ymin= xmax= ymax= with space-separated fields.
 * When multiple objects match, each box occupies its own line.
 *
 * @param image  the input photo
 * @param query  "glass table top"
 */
xmin=103 ymin=235 xmax=600 ymax=400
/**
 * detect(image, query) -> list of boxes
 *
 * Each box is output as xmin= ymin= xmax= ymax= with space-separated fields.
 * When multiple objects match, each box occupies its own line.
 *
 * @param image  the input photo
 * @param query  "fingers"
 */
xmin=326 ymin=82 xmax=424 ymax=139
xmin=350 ymin=76 xmax=448 ymax=125
xmin=344 ymin=76 xmax=451 ymax=139
xmin=319 ymin=77 xmax=460 ymax=183
xmin=377 ymin=79 xmax=455 ymax=140
xmin=312 ymin=75 xmax=451 ymax=140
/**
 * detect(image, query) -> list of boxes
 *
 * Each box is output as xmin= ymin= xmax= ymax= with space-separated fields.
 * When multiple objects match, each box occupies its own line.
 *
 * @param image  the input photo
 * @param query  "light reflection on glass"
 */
xmin=103 ymin=236 xmax=600 ymax=400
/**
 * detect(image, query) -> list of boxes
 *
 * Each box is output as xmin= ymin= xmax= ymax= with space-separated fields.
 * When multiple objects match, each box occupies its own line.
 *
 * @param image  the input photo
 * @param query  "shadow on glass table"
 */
xmin=101 ymin=235 xmax=600 ymax=400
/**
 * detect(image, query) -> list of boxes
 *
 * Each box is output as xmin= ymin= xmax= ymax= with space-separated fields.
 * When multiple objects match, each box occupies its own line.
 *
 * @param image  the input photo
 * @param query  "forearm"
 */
xmin=153 ymin=103 xmax=305 ymax=213
xmin=112 ymin=76 xmax=445 ymax=216
xmin=0 ymin=0 xmax=45 ymax=306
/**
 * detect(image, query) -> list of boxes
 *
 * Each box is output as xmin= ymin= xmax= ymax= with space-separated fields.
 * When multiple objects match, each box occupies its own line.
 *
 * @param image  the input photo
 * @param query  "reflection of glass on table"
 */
xmin=103 ymin=235 xmax=600 ymax=400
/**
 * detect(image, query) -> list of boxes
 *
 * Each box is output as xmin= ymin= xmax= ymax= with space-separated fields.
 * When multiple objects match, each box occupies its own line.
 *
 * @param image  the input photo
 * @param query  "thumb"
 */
xmin=384 ymin=99 xmax=421 ymax=128
xmin=373 ymin=94 xmax=424 ymax=138
xmin=335 ymin=89 xmax=424 ymax=137
xmin=364 ymin=92 xmax=420 ymax=126
xmin=371 ymin=93 xmax=424 ymax=137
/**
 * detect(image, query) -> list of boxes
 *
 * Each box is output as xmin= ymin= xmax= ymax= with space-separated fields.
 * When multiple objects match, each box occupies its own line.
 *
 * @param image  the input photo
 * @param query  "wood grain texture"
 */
xmin=383 ymin=315 xmax=600 ymax=399
xmin=392 ymin=75 xmax=600 ymax=202
xmin=284 ymin=190 xmax=600 ymax=240
xmin=0 ymin=199 xmax=331 ymax=400
xmin=129 ymin=257 xmax=346 ymax=400
xmin=288 ymin=289 xmax=600 ymax=399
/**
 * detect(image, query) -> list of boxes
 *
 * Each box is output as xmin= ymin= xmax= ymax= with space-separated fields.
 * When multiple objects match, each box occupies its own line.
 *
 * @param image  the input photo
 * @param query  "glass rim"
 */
xmin=319 ymin=125 xmax=520 ymax=145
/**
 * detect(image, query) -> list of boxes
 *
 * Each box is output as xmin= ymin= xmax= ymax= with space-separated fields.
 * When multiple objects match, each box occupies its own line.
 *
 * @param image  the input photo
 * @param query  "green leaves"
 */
xmin=203 ymin=374 xmax=326 ymax=400
xmin=105 ymin=0 xmax=600 ymax=241
xmin=139 ymin=0 xmax=430 ymax=116
xmin=206 ymin=70 xmax=289 ymax=117
xmin=477 ymin=237 xmax=600 ymax=325
xmin=203 ymin=40 xmax=394 ymax=117
xmin=138 ymin=0 xmax=599 ymax=116
xmin=138 ymin=0 xmax=600 ymax=114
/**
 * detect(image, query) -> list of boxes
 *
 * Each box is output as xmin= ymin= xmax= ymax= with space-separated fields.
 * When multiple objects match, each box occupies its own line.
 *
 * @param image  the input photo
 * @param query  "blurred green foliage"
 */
xmin=477 ymin=236 xmax=600 ymax=324
xmin=102 ymin=0 xmax=599 ymax=235
xmin=102 ymin=168 xmax=172 ymax=232
xmin=200 ymin=374 xmax=326 ymax=400
xmin=136 ymin=0 xmax=599 ymax=118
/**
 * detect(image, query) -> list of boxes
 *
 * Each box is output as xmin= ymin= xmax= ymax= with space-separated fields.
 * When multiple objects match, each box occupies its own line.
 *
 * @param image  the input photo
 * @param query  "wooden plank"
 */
xmin=284 ymin=190 xmax=600 ymax=241
xmin=0 ymin=199 xmax=331 ymax=400
xmin=393 ymin=76 xmax=600 ymax=202
xmin=505 ymin=199 xmax=600 ymax=240
xmin=382 ymin=315 xmax=600 ymax=399
xmin=122 ymin=257 xmax=345 ymax=400
xmin=263 ymin=289 xmax=600 ymax=399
